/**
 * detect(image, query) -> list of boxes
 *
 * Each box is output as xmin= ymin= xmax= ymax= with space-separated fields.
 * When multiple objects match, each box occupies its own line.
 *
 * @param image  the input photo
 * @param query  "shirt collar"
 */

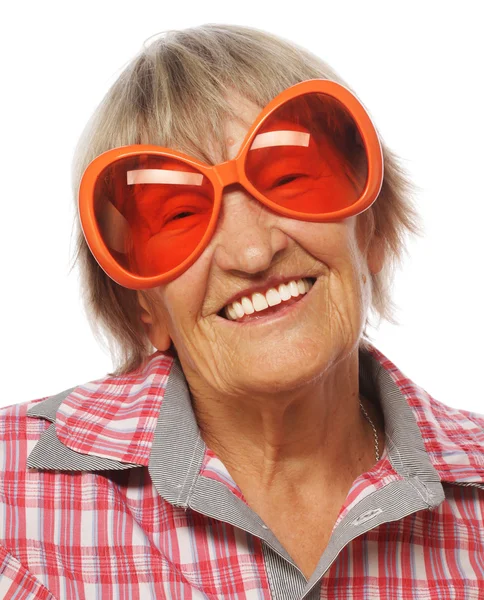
xmin=26 ymin=352 xmax=175 ymax=469
xmin=26 ymin=344 xmax=484 ymax=491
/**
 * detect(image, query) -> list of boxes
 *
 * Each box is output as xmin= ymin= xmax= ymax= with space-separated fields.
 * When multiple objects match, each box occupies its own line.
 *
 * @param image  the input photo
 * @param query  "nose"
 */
xmin=211 ymin=185 xmax=289 ymax=275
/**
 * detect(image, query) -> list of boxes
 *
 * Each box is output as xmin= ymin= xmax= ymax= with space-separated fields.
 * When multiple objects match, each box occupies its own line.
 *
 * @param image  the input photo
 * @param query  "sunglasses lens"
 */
xmin=93 ymin=154 xmax=214 ymax=277
xmin=245 ymin=92 xmax=368 ymax=215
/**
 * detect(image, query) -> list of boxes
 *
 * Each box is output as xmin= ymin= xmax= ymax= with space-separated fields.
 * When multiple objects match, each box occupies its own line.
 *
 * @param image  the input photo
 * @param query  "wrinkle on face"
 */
xmin=148 ymin=217 xmax=371 ymax=400
xmin=138 ymin=91 xmax=379 ymax=407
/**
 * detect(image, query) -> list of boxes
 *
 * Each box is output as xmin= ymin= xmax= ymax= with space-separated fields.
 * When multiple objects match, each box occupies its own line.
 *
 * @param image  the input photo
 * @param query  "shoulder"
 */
xmin=0 ymin=396 xmax=52 ymax=462
xmin=0 ymin=388 xmax=138 ymax=595
xmin=0 ymin=395 xmax=70 ymax=597
xmin=407 ymin=386 xmax=484 ymax=487
xmin=0 ymin=390 xmax=77 ymax=494
xmin=366 ymin=345 xmax=484 ymax=485
xmin=413 ymin=390 xmax=484 ymax=460
xmin=421 ymin=389 xmax=484 ymax=432
xmin=0 ymin=350 xmax=175 ymax=469
xmin=0 ymin=385 xmax=78 ymax=451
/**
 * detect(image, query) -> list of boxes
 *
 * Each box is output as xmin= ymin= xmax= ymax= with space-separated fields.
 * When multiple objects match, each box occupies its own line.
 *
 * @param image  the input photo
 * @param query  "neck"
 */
xmin=186 ymin=349 xmax=384 ymax=493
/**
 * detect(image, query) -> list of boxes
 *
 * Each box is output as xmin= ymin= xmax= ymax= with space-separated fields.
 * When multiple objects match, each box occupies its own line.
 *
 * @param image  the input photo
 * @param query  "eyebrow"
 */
xmin=250 ymin=130 xmax=311 ymax=150
xmin=127 ymin=169 xmax=204 ymax=186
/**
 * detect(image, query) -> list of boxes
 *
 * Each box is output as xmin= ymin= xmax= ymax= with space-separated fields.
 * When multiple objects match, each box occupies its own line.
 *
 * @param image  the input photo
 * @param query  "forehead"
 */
xmin=220 ymin=93 xmax=263 ymax=161
xmin=202 ymin=89 xmax=311 ymax=164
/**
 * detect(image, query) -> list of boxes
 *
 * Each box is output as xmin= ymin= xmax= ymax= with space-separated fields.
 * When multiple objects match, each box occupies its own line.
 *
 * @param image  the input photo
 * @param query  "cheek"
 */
xmin=161 ymin=262 xmax=211 ymax=327
xmin=284 ymin=220 xmax=353 ymax=264
xmin=289 ymin=220 xmax=369 ymax=311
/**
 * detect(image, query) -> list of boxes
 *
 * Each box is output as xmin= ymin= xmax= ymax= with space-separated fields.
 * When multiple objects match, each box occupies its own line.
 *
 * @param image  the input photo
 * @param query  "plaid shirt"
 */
xmin=0 ymin=344 xmax=483 ymax=599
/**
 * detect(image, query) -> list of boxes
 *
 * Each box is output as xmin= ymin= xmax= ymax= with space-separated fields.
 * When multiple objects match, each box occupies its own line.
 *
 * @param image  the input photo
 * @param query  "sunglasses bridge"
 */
xmin=211 ymin=158 xmax=241 ymax=188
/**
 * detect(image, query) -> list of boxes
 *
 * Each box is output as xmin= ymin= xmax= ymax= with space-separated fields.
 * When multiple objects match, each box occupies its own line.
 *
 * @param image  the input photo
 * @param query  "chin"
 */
xmin=232 ymin=339 xmax=334 ymax=394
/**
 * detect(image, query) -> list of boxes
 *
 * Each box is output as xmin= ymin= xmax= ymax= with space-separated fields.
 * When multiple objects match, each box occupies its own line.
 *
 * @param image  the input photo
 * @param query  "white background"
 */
xmin=0 ymin=1 xmax=482 ymax=411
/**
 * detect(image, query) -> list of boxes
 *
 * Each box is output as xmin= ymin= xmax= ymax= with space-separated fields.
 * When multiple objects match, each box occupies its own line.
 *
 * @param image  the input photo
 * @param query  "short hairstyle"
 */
xmin=71 ymin=23 xmax=422 ymax=374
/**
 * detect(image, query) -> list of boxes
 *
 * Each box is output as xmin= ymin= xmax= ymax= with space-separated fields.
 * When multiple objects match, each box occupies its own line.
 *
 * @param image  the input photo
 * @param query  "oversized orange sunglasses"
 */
xmin=78 ymin=79 xmax=383 ymax=290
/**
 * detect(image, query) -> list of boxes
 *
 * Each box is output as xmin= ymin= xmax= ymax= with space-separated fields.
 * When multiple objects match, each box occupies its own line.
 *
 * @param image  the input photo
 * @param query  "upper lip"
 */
xmin=217 ymin=275 xmax=316 ymax=315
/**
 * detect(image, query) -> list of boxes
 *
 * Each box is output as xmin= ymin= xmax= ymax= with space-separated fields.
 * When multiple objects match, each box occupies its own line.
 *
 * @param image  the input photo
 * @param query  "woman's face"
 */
xmin=139 ymin=94 xmax=384 ymax=397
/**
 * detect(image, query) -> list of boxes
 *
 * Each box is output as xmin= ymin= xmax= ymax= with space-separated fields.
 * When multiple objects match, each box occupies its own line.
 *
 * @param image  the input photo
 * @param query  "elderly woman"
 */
xmin=1 ymin=24 xmax=483 ymax=600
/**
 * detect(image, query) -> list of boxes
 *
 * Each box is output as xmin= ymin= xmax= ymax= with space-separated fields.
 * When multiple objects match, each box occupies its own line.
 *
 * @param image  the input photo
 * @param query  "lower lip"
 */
xmin=216 ymin=282 xmax=316 ymax=327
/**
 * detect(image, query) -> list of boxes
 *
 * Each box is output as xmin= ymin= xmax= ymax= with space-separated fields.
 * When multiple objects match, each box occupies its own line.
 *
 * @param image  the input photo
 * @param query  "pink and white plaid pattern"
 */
xmin=55 ymin=355 xmax=174 ymax=465
xmin=0 ymin=344 xmax=483 ymax=599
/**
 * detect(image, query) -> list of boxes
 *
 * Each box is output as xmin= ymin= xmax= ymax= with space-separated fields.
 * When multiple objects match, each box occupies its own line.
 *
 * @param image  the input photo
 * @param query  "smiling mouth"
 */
xmin=218 ymin=277 xmax=316 ymax=322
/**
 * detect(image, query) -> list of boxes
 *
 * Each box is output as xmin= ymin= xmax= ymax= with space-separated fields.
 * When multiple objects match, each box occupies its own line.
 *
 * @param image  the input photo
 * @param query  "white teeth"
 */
xmin=223 ymin=278 xmax=314 ymax=321
xmin=289 ymin=281 xmax=300 ymax=297
xmin=252 ymin=293 xmax=269 ymax=312
xmin=241 ymin=296 xmax=255 ymax=315
xmin=266 ymin=288 xmax=282 ymax=306
xmin=278 ymin=282 xmax=291 ymax=301
xmin=226 ymin=304 xmax=237 ymax=320
xmin=233 ymin=301 xmax=245 ymax=319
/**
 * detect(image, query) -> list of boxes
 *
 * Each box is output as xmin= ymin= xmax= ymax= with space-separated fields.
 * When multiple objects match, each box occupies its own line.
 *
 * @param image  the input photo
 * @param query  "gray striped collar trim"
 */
xmin=26 ymin=387 xmax=141 ymax=471
xmin=26 ymin=346 xmax=484 ymax=499
xmin=149 ymin=349 xmax=447 ymax=507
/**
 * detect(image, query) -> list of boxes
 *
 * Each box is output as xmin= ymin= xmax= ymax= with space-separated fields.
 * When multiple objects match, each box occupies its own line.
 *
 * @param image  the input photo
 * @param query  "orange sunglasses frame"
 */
xmin=78 ymin=78 xmax=384 ymax=290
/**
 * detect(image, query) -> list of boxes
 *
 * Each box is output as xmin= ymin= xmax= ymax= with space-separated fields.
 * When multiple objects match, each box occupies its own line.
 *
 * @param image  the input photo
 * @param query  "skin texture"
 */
xmin=138 ymin=94 xmax=386 ymax=578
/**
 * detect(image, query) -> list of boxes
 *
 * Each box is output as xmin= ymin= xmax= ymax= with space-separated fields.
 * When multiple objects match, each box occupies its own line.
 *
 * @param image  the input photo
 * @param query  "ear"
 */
xmin=137 ymin=292 xmax=172 ymax=352
xmin=367 ymin=234 xmax=385 ymax=275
